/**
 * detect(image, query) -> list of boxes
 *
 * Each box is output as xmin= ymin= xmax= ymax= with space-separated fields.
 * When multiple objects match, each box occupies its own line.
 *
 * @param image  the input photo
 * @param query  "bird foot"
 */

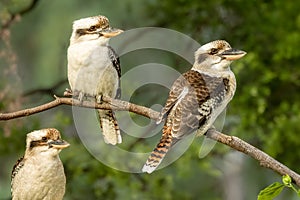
xmin=66 ymin=89 xmax=85 ymax=104
xmin=64 ymin=88 xmax=73 ymax=97
xmin=78 ymin=92 xmax=85 ymax=103
xmin=156 ymin=113 xmax=164 ymax=124
xmin=204 ymin=126 xmax=216 ymax=136
xmin=96 ymin=95 xmax=103 ymax=104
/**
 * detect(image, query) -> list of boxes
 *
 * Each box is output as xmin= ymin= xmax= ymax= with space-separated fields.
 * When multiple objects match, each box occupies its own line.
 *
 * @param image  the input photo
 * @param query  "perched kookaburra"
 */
xmin=67 ymin=15 xmax=123 ymax=145
xmin=11 ymin=128 xmax=69 ymax=200
xmin=142 ymin=40 xmax=246 ymax=173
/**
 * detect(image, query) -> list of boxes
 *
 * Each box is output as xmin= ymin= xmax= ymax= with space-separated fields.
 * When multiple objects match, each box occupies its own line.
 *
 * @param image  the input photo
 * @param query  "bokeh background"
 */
xmin=1 ymin=0 xmax=300 ymax=199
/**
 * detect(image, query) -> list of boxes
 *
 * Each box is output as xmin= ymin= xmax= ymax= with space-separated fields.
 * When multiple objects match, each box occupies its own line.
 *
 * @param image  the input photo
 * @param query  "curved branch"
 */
xmin=0 ymin=96 xmax=158 ymax=120
xmin=0 ymin=95 xmax=299 ymax=187
xmin=205 ymin=129 xmax=300 ymax=187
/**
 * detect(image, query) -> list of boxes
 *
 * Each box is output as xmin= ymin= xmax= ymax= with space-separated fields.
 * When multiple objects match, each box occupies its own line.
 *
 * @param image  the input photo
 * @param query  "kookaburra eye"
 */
xmin=88 ymin=26 xmax=97 ymax=31
xmin=210 ymin=48 xmax=219 ymax=55
xmin=42 ymin=137 xmax=47 ymax=141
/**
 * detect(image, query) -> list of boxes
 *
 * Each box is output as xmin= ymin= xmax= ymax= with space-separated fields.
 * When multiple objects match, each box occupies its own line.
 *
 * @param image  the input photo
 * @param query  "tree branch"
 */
xmin=205 ymin=129 xmax=300 ymax=187
xmin=0 ymin=96 xmax=158 ymax=121
xmin=0 ymin=95 xmax=299 ymax=187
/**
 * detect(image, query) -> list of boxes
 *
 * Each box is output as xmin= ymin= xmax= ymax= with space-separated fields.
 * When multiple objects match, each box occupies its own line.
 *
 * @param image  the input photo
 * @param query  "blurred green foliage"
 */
xmin=1 ymin=0 xmax=300 ymax=199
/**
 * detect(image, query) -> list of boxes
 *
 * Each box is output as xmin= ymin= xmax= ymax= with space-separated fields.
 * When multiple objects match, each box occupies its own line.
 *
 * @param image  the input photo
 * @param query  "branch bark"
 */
xmin=0 ymin=96 xmax=158 ymax=120
xmin=205 ymin=129 xmax=300 ymax=187
xmin=0 ymin=96 xmax=299 ymax=187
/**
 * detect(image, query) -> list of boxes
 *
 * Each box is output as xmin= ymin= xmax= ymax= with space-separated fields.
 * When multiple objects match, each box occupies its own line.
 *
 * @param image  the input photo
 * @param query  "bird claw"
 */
xmin=65 ymin=89 xmax=85 ymax=103
xmin=96 ymin=95 xmax=103 ymax=104
xmin=64 ymin=88 xmax=73 ymax=97
xmin=156 ymin=113 xmax=164 ymax=124
xmin=204 ymin=126 xmax=216 ymax=136
xmin=78 ymin=92 xmax=85 ymax=103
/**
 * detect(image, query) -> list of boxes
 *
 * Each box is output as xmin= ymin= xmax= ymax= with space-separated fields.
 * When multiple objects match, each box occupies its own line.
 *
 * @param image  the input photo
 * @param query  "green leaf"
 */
xmin=257 ymin=182 xmax=285 ymax=200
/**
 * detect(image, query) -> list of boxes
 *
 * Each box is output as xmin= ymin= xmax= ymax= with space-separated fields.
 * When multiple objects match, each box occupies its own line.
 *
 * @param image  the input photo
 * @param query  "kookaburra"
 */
xmin=67 ymin=15 xmax=123 ymax=145
xmin=142 ymin=40 xmax=246 ymax=173
xmin=11 ymin=128 xmax=69 ymax=200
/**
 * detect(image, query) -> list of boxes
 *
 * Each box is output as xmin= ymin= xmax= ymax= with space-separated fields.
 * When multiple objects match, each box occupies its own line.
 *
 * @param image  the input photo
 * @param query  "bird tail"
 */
xmin=142 ymin=125 xmax=173 ymax=173
xmin=98 ymin=109 xmax=122 ymax=145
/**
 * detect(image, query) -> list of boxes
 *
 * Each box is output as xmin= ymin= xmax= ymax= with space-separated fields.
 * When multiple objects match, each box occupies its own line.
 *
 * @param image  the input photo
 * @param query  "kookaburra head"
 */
xmin=25 ymin=128 xmax=69 ymax=158
xmin=194 ymin=40 xmax=246 ymax=72
xmin=70 ymin=15 xmax=123 ymax=45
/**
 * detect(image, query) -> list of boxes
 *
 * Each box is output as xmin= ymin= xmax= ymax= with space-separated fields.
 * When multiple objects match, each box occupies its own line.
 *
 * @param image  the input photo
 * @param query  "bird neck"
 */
xmin=191 ymin=67 xmax=236 ymax=93
xmin=24 ymin=148 xmax=61 ymax=160
xmin=191 ymin=66 xmax=233 ymax=77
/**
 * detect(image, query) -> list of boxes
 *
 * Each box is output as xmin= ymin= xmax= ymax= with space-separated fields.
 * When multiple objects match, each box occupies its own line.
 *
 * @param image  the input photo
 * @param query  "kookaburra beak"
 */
xmin=220 ymin=49 xmax=247 ymax=61
xmin=99 ymin=28 xmax=123 ymax=38
xmin=48 ymin=140 xmax=70 ymax=150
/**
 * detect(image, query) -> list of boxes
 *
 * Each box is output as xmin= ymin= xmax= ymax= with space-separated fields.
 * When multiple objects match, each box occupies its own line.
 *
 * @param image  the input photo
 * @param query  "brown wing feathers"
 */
xmin=142 ymin=70 xmax=227 ymax=173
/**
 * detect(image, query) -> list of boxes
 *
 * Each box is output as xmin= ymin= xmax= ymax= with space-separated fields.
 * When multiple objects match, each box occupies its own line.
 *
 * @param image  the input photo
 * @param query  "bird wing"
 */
xmin=108 ymin=45 xmax=121 ymax=99
xmin=11 ymin=156 xmax=24 ymax=180
xmin=164 ymin=70 xmax=227 ymax=139
xmin=158 ymin=74 xmax=188 ymax=123
xmin=143 ymin=70 xmax=229 ymax=173
xmin=11 ymin=156 xmax=25 ymax=195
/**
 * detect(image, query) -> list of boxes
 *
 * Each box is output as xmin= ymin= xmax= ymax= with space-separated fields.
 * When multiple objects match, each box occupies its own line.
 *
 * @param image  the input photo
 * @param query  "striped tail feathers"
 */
xmin=142 ymin=125 xmax=173 ymax=174
xmin=98 ymin=109 xmax=122 ymax=145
